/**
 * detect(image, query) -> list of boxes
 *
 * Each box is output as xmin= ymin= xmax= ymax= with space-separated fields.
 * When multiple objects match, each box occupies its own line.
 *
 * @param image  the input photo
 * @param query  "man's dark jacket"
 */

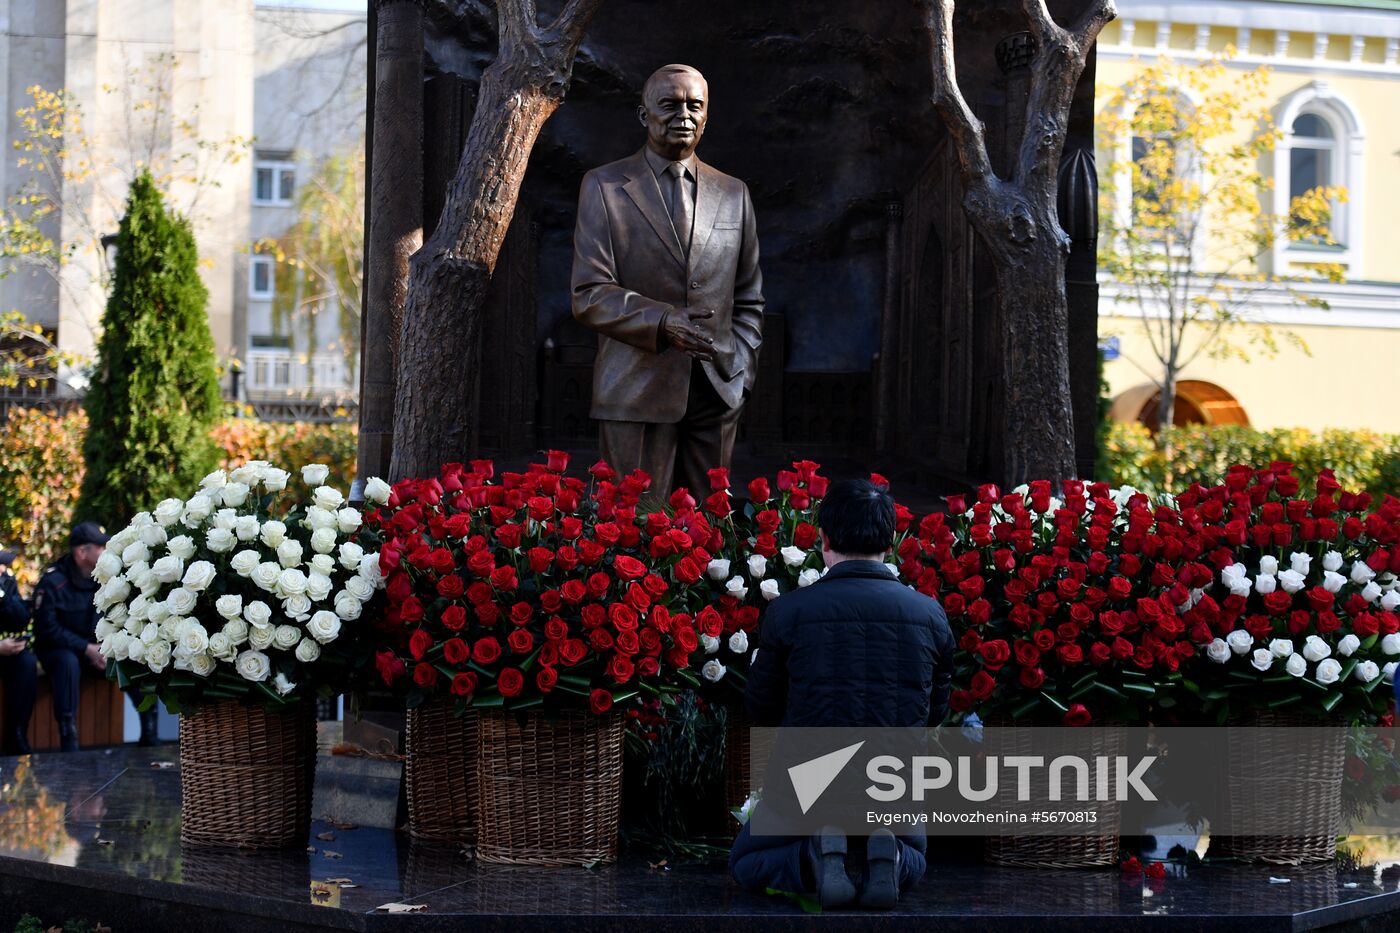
xmin=32 ymin=554 xmax=99 ymax=655
xmin=0 ymin=570 xmax=28 ymax=634
xmin=745 ymin=559 xmax=956 ymax=728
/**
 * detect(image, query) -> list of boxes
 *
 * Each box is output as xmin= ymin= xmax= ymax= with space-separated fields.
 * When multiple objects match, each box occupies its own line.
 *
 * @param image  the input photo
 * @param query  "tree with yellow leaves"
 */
xmin=1097 ymin=53 xmax=1344 ymax=444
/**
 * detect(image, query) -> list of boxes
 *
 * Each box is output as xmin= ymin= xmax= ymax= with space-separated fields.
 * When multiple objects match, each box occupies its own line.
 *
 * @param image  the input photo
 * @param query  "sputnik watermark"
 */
xmin=864 ymin=754 xmax=1157 ymax=802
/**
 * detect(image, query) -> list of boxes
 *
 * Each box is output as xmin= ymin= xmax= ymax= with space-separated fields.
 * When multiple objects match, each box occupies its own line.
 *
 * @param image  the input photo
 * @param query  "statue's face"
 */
xmin=639 ymin=71 xmax=708 ymax=160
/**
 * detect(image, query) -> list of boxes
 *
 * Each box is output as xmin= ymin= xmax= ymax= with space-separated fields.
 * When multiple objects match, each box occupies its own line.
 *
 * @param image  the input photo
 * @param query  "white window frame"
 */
xmin=1272 ymin=81 xmax=1363 ymax=275
xmin=253 ymin=159 xmax=296 ymax=207
xmin=249 ymin=254 xmax=275 ymax=300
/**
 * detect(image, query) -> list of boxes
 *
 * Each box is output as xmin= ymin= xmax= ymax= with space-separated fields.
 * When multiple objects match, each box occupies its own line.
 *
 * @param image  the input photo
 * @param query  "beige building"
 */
xmin=1096 ymin=0 xmax=1400 ymax=433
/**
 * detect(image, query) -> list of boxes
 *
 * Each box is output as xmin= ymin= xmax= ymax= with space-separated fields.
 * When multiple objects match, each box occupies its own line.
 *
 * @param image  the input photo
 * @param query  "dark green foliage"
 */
xmin=11 ymin=915 xmax=44 ymax=933
xmin=77 ymin=171 xmax=222 ymax=527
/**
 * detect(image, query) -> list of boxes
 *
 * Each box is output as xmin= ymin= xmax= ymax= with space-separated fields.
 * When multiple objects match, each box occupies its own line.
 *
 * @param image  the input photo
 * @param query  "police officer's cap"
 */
xmin=70 ymin=522 xmax=110 ymax=548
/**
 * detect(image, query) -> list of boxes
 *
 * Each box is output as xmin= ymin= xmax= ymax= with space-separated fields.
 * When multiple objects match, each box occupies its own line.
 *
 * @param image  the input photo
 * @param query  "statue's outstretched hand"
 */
xmin=663 ymin=308 xmax=716 ymax=362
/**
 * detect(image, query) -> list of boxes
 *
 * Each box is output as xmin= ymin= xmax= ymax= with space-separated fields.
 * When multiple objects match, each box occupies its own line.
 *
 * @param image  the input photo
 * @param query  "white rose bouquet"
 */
xmin=95 ymin=461 xmax=387 ymax=711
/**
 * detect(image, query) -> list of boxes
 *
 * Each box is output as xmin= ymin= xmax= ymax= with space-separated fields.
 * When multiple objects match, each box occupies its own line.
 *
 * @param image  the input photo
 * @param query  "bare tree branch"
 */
xmin=1070 ymin=0 xmax=1118 ymax=51
xmin=496 ymin=0 xmax=537 ymax=47
xmin=926 ymin=0 xmax=993 ymax=189
xmin=548 ymin=0 xmax=606 ymax=47
xmin=1021 ymin=0 xmax=1066 ymax=45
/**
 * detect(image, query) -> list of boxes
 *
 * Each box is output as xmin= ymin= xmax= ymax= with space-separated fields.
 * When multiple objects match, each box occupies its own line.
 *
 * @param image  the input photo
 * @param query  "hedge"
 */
xmin=0 ymin=408 xmax=356 ymax=589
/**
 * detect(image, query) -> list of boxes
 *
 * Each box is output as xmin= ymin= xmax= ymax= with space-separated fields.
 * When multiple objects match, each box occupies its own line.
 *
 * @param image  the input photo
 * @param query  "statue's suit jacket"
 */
xmin=571 ymin=147 xmax=764 ymax=424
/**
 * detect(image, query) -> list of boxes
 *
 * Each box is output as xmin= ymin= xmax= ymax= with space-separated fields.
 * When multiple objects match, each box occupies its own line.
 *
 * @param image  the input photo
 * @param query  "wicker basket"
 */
xmin=1210 ymin=710 xmax=1344 ymax=865
xmin=405 ymin=700 xmax=478 ymax=842
xmin=475 ymin=709 xmax=623 ymax=866
xmin=723 ymin=710 xmax=772 ymax=813
xmin=179 ymin=700 xmax=316 ymax=848
xmin=983 ymin=724 xmax=1125 ymax=869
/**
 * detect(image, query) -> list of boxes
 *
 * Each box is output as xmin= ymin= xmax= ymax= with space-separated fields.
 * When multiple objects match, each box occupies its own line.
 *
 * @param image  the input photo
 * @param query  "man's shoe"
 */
xmin=138 ymin=708 xmax=162 ymax=747
xmin=805 ymin=825 xmax=856 ymax=909
xmin=2 ymin=726 xmax=30 ymax=755
xmin=859 ymin=828 xmax=900 ymax=910
xmin=57 ymin=715 xmax=79 ymax=752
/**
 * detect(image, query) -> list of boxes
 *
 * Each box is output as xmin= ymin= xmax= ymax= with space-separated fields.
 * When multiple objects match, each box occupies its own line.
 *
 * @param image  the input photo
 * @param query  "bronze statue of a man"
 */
xmin=571 ymin=63 xmax=764 ymax=498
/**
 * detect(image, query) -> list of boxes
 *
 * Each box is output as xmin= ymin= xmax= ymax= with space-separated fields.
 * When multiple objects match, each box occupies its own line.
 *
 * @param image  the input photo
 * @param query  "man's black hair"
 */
xmin=817 ymin=478 xmax=895 ymax=556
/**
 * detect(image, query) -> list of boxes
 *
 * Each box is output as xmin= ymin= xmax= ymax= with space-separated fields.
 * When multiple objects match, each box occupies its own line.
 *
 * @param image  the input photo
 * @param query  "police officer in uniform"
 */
xmin=33 ymin=522 xmax=160 ymax=751
xmin=0 ymin=546 xmax=35 ymax=754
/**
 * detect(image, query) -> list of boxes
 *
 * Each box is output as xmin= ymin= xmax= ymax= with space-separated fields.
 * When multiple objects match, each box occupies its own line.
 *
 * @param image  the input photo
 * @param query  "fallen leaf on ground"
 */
xmin=149 ymin=761 xmax=175 ymax=769
xmin=323 ymin=850 xmax=342 ymax=859
xmin=316 ymin=831 xmax=336 ymax=841
xmin=376 ymin=902 xmax=427 ymax=913
xmin=307 ymin=846 xmax=317 ymax=854
xmin=330 ymin=820 xmax=357 ymax=830
xmin=648 ymin=859 xmax=668 ymax=870
xmin=1268 ymin=877 xmax=1291 ymax=884
xmin=325 ymin=877 xmax=353 ymax=884
xmin=96 ymin=839 xmax=114 ymax=846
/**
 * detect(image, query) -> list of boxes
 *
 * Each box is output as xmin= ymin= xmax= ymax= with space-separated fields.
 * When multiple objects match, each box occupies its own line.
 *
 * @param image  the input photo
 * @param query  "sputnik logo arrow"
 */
xmin=788 ymin=741 xmax=865 ymax=814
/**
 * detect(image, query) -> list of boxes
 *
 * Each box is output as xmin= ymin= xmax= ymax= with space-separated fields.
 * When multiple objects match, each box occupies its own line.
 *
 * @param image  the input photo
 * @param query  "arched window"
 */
xmin=1273 ymin=82 xmax=1363 ymax=274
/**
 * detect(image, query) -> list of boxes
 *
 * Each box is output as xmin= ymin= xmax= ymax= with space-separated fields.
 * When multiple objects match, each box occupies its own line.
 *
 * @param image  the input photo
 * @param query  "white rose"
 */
xmin=153 ymin=498 xmax=184 ymax=526
xmin=1385 ymin=662 xmax=1398 ymax=685
xmin=1315 ymin=658 xmax=1342 ymax=685
xmin=313 ymin=485 xmax=345 ymax=512
xmin=94 ymin=550 xmax=124 ymax=583
xmin=1322 ymin=550 xmax=1343 ymax=572
xmin=1254 ymin=573 xmax=1277 ymax=595
xmin=307 ymin=610 xmax=341 ymax=644
xmin=139 ymin=523 xmax=168 ymax=548
xmin=273 ymin=625 xmax=302 ymax=650
xmin=188 ymin=653 xmax=217 ymax=677
xmin=305 ymin=507 xmax=337 ymax=532
xmin=1258 ymin=555 xmax=1279 ymax=576
xmin=158 ymin=617 xmax=181 ymax=643
xmin=126 ymin=638 xmax=147 ymax=663
xmin=308 ymin=554 xmax=336 ymax=576
xmin=230 ymin=550 xmax=261 ymax=577
xmin=798 ymin=568 xmax=821 ymax=587
xmin=140 ymin=621 xmax=160 ymax=644
xmin=105 ymin=603 xmax=129 ymax=626
xmin=213 ymin=508 xmax=238 ymax=532
xmin=335 ymin=507 xmax=362 ymax=535
xmin=167 ymin=535 xmax=196 ymax=560
xmin=358 ymin=553 xmax=383 ymax=586
xmin=884 ymin=563 xmax=901 ymax=577
xmin=1206 ymin=639 xmax=1231 ymax=663
xmin=207 ymin=631 xmax=234 ymax=660
xmin=1226 ymin=630 xmax=1254 ymax=655
xmin=263 ymin=468 xmax=290 ymax=492
xmin=338 ymin=541 xmax=365 ymax=572
xmin=364 ymin=476 xmax=391 ymax=504
xmin=95 ymin=619 xmax=117 ymax=641
xmin=306 ymin=573 xmax=333 ymax=603
xmin=243 ymin=600 xmax=273 ymax=629
xmin=1351 ymin=562 xmax=1377 ymax=586
xmin=1362 ymin=581 xmax=1383 ymax=603
xmin=295 ymin=638 xmax=321 ymax=663
xmin=334 ymin=591 xmax=363 ymax=621
xmin=177 ymin=621 xmax=210 ymax=655
xmin=779 ymin=545 xmax=806 ymax=568
xmin=1382 ymin=633 xmax=1400 ymax=656
xmin=1337 ymin=634 xmax=1361 ymax=657
xmin=260 ymin=521 xmax=287 ymax=549
xmin=1285 ymin=653 xmax=1307 ymax=677
xmin=726 ymin=576 xmax=749 ymax=600
xmin=728 ymin=630 xmax=749 ymax=653
xmin=205 ymin=528 xmax=236 ymax=557
xmin=1250 ymin=648 xmax=1273 ymax=672
xmin=183 ymin=494 xmax=214 ymax=525
xmin=760 ymin=579 xmax=781 ymax=601
xmin=220 ymin=482 xmax=251 ymax=508
xmin=95 ymin=576 xmax=131 ymax=612
xmin=121 ymin=540 xmax=150 ymax=568
xmin=283 ymin=593 xmax=312 ymax=620
xmin=302 ymin=464 xmax=330 ymax=486
xmin=1277 ymin=570 xmax=1306 ymax=594
xmin=701 ymin=659 xmax=727 ymax=683
xmin=235 ymin=649 xmax=271 ymax=682
xmin=151 ymin=555 xmax=184 ymax=584
xmin=310 ymin=527 xmax=338 ymax=555
xmin=166 ymin=587 xmax=198 ymax=617
xmin=345 ymin=575 xmax=375 ymax=602
xmin=222 ymin=619 xmax=249 ymax=646
xmin=248 ymin=625 xmax=275 ymax=650
xmin=747 ymin=554 xmax=767 ymax=578
xmin=145 ymin=640 xmax=171 ymax=673
xmin=1227 ymin=576 xmax=1252 ymax=598
xmin=1354 ymin=660 xmax=1381 ymax=684
xmin=200 ymin=469 xmax=227 ymax=491
xmin=182 ymin=560 xmax=217 ymax=592
xmin=1269 ymin=638 xmax=1294 ymax=658
xmin=278 ymin=568 xmax=308 ymax=596
xmin=701 ymin=634 xmax=720 ymax=655
xmin=230 ymin=461 xmax=267 ymax=487
xmin=215 ymin=594 xmax=243 ymax=620
xmin=1322 ymin=571 xmax=1347 ymax=594
xmin=1383 ymin=590 xmax=1400 ymax=612
xmin=234 ymin=516 xmax=261 ymax=542
xmin=706 ymin=559 xmax=731 ymax=581
xmin=123 ymin=609 xmax=145 ymax=633
xmin=277 ymin=538 xmax=304 ymax=569
xmin=1289 ymin=552 xmax=1312 ymax=576
xmin=273 ymin=672 xmax=297 ymax=696
xmin=252 ymin=562 xmax=282 ymax=592
xmin=1302 ymin=635 xmax=1332 ymax=662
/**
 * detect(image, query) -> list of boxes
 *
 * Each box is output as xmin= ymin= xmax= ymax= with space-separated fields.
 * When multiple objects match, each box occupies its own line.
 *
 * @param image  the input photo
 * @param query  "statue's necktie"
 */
xmin=667 ymin=161 xmax=693 ymax=257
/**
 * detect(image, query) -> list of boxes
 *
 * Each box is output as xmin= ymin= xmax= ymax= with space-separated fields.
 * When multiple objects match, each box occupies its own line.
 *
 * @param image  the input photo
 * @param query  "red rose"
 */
xmin=697 ymin=606 xmax=724 ymax=638
xmin=578 ymin=540 xmax=606 ymax=566
xmin=443 ymin=638 xmax=469 ymax=665
xmin=544 ymin=616 xmax=569 ymax=641
xmin=413 ymin=663 xmax=439 ymax=689
xmin=624 ymin=582 xmax=651 ymax=611
xmin=509 ymin=602 xmax=533 ymax=627
xmin=400 ymin=596 xmax=425 ymax=625
xmin=1019 ymin=667 xmax=1045 ymax=689
xmin=375 ymin=650 xmax=405 ymax=686
xmin=1014 ymin=641 xmax=1041 ymax=667
xmin=556 ymin=544 xmax=581 ymax=569
xmin=707 ymin=467 xmax=730 ymax=491
xmin=559 ymin=638 xmax=588 ymax=666
xmin=1353 ymin=612 xmax=1380 ymax=638
xmin=560 ymin=579 xmax=587 ymax=605
xmin=1263 ymin=591 xmax=1293 ymax=615
xmin=467 ymin=550 xmax=495 ymax=577
xmin=495 ymin=523 xmax=523 ymax=549
xmin=588 ymin=571 xmax=611 ymax=598
xmin=1306 ymin=587 xmax=1335 ymax=612
xmin=436 ymin=574 xmax=465 ymax=599
xmin=970 ymin=670 xmax=996 ymax=700
xmin=527 ymin=547 xmax=554 ymax=573
xmin=1056 ymin=643 xmax=1084 ymax=666
xmin=978 ymin=639 xmax=1012 ymax=671
xmin=1145 ymin=862 xmax=1166 ymax=880
xmin=589 ymin=628 xmax=615 ymax=652
xmin=608 ymin=654 xmax=635 ymax=683
xmin=1316 ymin=611 xmax=1342 ymax=634
xmin=748 ymin=477 xmax=771 ymax=502
xmin=441 ymin=605 xmax=467 ymax=632
xmin=1033 ymin=629 xmax=1056 ymax=652
xmin=610 ymin=603 xmax=640 ymax=631
xmin=615 ymin=630 xmax=640 ymax=655
xmin=540 ymin=588 xmax=562 ymax=613
xmin=754 ymin=533 xmax=778 ymax=558
xmin=475 ymin=602 xmax=501 ymax=626
xmin=673 ymin=625 xmax=699 ymax=653
xmin=498 ymin=667 xmax=524 ymax=697
xmin=614 ymin=555 xmax=647 ymax=580
xmin=793 ymin=522 xmax=819 ymax=550
xmin=674 ymin=556 xmax=702 ymax=584
xmin=409 ymin=629 xmax=434 ymax=661
xmin=450 ymin=672 xmax=478 ymax=697
xmin=1089 ymin=642 xmax=1111 ymax=666
xmin=704 ymin=490 xmax=732 ymax=518
xmin=490 ymin=566 xmax=518 ymax=591
xmin=472 ymin=637 xmax=501 ymax=665
xmin=581 ymin=604 xmax=607 ymax=629
xmin=508 ymin=629 xmax=534 ymax=654
xmin=535 ymin=667 xmax=559 ymax=693
xmin=590 ymin=689 xmax=613 ymax=714
xmin=1063 ymin=704 xmax=1092 ymax=727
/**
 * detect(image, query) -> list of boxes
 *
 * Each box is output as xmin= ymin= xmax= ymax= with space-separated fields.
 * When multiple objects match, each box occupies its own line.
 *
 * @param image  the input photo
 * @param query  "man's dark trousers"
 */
xmin=728 ymin=819 xmax=927 ymax=895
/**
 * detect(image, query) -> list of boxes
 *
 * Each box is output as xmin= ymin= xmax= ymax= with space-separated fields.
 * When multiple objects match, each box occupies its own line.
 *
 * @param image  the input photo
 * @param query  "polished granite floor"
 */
xmin=2 ymin=744 xmax=1400 ymax=932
